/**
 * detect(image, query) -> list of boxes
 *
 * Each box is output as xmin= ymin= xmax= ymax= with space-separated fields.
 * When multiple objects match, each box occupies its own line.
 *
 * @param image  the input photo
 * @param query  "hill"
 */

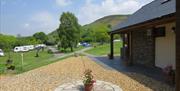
xmin=81 ymin=15 xmax=128 ymax=42
xmin=48 ymin=15 xmax=129 ymax=43
xmin=85 ymin=15 xmax=128 ymax=28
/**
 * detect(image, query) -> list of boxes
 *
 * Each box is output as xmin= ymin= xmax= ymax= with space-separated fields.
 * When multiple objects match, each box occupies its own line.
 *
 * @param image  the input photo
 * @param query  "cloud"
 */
xmin=78 ymin=0 xmax=153 ymax=25
xmin=56 ymin=0 xmax=72 ymax=7
xmin=23 ymin=11 xmax=59 ymax=35
xmin=31 ymin=11 xmax=54 ymax=25
xmin=24 ymin=23 xmax=30 ymax=28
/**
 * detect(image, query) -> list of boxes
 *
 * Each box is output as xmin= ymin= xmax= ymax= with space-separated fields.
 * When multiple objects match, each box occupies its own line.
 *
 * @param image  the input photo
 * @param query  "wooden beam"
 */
xmin=176 ymin=0 xmax=180 ymax=90
xmin=110 ymin=34 xmax=114 ymax=59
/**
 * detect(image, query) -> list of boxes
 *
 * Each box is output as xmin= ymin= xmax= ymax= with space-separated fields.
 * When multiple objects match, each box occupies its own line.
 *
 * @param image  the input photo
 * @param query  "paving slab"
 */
xmin=55 ymin=80 xmax=122 ymax=91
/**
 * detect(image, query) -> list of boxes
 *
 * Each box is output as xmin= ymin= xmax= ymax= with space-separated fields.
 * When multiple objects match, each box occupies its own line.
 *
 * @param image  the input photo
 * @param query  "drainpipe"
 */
xmin=176 ymin=0 xmax=180 ymax=91
xmin=176 ymin=22 xmax=180 ymax=91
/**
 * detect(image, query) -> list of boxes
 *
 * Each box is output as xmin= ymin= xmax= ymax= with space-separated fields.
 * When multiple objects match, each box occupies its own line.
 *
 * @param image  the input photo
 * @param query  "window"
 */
xmin=154 ymin=27 xmax=166 ymax=37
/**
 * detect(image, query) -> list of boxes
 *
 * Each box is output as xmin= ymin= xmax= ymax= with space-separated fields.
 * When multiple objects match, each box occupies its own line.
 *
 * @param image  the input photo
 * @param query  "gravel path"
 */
xmin=0 ymin=56 xmax=174 ymax=91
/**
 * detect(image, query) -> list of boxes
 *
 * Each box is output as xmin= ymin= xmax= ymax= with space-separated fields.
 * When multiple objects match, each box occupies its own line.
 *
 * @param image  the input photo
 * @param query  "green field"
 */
xmin=85 ymin=41 xmax=122 ymax=56
xmin=0 ymin=49 xmax=60 ymax=74
xmin=59 ymin=46 xmax=85 ymax=53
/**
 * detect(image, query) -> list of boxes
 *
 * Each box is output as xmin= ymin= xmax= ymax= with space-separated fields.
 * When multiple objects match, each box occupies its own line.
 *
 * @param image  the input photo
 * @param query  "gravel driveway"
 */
xmin=0 ymin=56 xmax=174 ymax=91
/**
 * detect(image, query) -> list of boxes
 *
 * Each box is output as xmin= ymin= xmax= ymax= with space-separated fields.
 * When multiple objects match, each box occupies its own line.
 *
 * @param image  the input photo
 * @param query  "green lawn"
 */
xmin=0 ymin=49 xmax=61 ymax=74
xmin=59 ymin=46 xmax=85 ymax=53
xmin=85 ymin=41 xmax=122 ymax=56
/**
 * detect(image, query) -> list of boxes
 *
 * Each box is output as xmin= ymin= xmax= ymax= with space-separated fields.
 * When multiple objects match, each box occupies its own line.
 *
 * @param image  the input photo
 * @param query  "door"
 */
xmin=155 ymin=23 xmax=176 ymax=69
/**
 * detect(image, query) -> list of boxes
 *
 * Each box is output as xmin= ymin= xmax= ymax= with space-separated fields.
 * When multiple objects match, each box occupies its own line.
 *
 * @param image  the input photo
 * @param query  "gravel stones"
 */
xmin=0 ymin=56 xmax=174 ymax=91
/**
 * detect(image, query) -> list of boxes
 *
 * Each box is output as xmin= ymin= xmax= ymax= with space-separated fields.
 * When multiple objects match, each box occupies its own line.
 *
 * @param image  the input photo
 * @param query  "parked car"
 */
xmin=0 ymin=49 xmax=5 ymax=56
xmin=81 ymin=42 xmax=91 ymax=47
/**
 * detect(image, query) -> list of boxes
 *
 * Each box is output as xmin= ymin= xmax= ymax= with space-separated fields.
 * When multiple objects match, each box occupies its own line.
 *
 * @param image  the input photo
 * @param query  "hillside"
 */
xmin=81 ymin=15 xmax=128 ymax=42
xmin=85 ymin=15 xmax=129 ymax=28
xmin=48 ymin=15 xmax=129 ymax=43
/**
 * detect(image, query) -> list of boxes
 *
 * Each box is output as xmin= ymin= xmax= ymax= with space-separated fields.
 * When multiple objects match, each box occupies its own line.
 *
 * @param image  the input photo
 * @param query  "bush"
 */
xmin=6 ymin=59 xmax=15 ymax=70
xmin=47 ymin=49 xmax=53 ymax=54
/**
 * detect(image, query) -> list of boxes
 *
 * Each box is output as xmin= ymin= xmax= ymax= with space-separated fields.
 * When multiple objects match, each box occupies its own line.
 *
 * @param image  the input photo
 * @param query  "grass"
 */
xmin=85 ymin=41 xmax=122 ymax=56
xmin=59 ymin=46 xmax=85 ymax=53
xmin=0 ymin=49 xmax=70 ymax=74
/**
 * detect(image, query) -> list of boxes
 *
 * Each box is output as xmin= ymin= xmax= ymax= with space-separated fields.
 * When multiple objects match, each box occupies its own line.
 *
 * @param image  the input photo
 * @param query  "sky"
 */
xmin=0 ymin=0 xmax=154 ymax=36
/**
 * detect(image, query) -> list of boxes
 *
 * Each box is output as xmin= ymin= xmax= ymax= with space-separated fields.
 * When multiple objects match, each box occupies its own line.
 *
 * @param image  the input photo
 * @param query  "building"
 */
xmin=109 ymin=0 xmax=176 ymax=69
xmin=109 ymin=0 xmax=180 ymax=89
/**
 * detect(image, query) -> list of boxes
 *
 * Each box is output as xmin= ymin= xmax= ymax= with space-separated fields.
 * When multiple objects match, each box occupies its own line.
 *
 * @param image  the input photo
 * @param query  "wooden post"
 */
xmin=110 ymin=34 xmax=114 ymax=59
xmin=21 ymin=53 xmax=24 ymax=70
xmin=120 ymin=34 xmax=124 ymax=60
xmin=176 ymin=0 xmax=180 ymax=90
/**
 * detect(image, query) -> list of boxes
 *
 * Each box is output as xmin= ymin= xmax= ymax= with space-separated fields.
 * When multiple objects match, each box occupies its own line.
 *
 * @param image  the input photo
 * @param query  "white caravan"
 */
xmin=14 ymin=45 xmax=34 ymax=52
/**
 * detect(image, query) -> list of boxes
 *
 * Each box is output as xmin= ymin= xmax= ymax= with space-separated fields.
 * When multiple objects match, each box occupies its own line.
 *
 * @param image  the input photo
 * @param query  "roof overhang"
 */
xmin=109 ymin=13 xmax=176 ymax=35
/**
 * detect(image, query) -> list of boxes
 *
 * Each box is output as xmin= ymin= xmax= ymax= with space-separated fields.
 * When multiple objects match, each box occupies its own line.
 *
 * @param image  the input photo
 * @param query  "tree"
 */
xmin=33 ymin=32 xmax=48 ymax=44
xmin=15 ymin=36 xmax=40 ymax=46
xmin=57 ymin=12 xmax=81 ymax=52
xmin=0 ymin=34 xmax=17 ymax=51
xmin=81 ymin=23 xmax=110 ymax=43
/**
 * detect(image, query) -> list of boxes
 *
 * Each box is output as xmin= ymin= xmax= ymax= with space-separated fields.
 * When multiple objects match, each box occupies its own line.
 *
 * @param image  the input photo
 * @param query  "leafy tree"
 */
xmin=81 ymin=22 xmax=110 ymax=43
xmin=15 ymin=36 xmax=40 ymax=46
xmin=46 ymin=31 xmax=59 ymax=45
xmin=33 ymin=32 xmax=48 ymax=44
xmin=81 ymin=28 xmax=94 ymax=42
xmin=0 ymin=34 xmax=16 ymax=51
xmin=57 ymin=12 xmax=81 ymax=52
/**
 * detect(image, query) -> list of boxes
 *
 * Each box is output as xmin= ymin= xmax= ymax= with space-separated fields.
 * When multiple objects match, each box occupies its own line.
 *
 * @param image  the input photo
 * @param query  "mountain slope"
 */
xmin=83 ymin=15 xmax=129 ymax=29
xmin=48 ymin=15 xmax=129 ymax=43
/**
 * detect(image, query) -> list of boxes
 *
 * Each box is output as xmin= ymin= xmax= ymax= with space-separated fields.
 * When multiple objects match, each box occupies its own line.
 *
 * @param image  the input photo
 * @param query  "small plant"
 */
xmin=83 ymin=69 xmax=96 ymax=91
xmin=6 ymin=59 xmax=15 ymax=70
xmin=163 ymin=65 xmax=175 ymax=84
xmin=47 ymin=49 xmax=53 ymax=54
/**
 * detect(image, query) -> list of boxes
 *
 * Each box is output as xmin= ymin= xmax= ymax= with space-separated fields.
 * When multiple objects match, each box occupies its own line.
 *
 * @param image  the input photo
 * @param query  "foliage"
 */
xmin=82 ymin=23 xmax=110 ymax=43
xmin=47 ymin=49 xmax=53 ymax=54
xmin=6 ymin=59 xmax=15 ymax=70
xmin=33 ymin=32 xmax=48 ymax=44
xmin=0 ymin=34 xmax=41 ymax=52
xmin=83 ymin=69 xmax=96 ymax=85
xmin=0 ymin=34 xmax=17 ymax=51
xmin=46 ymin=31 xmax=59 ymax=45
xmin=57 ymin=12 xmax=81 ymax=52
xmin=48 ymin=15 xmax=128 ymax=45
xmin=81 ymin=15 xmax=128 ymax=43
xmin=15 ymin=36 xmax=41 ymax=46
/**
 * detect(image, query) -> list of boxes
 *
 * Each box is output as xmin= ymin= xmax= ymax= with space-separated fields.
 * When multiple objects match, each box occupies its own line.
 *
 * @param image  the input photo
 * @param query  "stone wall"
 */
xmin=131 ymin=30 xmax=155 ymax=67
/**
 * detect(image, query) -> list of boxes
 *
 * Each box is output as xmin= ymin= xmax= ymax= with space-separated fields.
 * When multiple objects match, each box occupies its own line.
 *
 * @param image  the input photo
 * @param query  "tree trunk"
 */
xmin=70 ymin=46 xmax=73 ymax=52
xmin=35 ymin=49 xmax=40 ymax=57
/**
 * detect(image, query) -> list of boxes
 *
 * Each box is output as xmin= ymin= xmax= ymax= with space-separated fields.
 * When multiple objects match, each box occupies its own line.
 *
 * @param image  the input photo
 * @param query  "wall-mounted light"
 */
xmin=172 ymin=26 xmax=176 ymax=33
xmin=147 ymin=29 xmax=152 ymax=37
